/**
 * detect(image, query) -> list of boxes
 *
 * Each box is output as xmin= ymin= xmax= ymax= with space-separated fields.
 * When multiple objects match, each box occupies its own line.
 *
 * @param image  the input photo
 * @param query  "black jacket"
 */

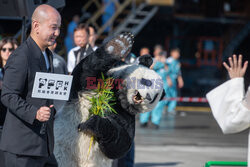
xmin=0 ymin=36 xmax=55 ymax=157
xmin=73 ymin=44 xmax=93 ymax=65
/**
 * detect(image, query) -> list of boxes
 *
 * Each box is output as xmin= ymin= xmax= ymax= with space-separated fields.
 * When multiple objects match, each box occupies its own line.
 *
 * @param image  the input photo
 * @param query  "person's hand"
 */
xmin=164 ymin=64 xmax=169 ymax=71
xmin=167 ymin=76 xmax=173 ymax=87
xmin=150 ymin=62 xmax=155 ymax=69
xmin=223 ymin=54 xmax=248 ymax=79
xmin=36 ymin=105 xmax=53 ymax=122
xmin=178 ymin=76 xmax=184 ymax=89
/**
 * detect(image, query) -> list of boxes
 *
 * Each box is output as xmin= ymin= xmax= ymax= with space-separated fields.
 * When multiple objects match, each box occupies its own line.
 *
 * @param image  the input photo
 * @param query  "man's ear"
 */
xmin=160 ymin=90 xmax=166 ymax=101
xmin=32 ymin=20 xmax=40 ymax=33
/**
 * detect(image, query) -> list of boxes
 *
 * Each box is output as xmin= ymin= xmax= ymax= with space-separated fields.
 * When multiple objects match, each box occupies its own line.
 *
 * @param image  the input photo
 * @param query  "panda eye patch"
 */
xmin=146 ymin=93 xmax=152 ymax=101
xmin=150 ymin=93 xmax=159 ymax=104
xmin=140 ymin=78 xmax=152 ymax=87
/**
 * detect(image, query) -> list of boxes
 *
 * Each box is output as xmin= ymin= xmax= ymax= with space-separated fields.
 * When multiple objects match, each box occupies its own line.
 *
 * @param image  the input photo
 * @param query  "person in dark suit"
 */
xmin=0 ymin=4 xmax=61 ymax=167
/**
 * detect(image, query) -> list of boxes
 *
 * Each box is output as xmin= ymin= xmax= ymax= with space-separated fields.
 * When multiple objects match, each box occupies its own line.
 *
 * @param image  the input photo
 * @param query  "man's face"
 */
xmin=37 ymin=13 xmax=61 ymax=48
xmin=140 ymin=48 xmax=149 ymax=56
xmin=74 ymin=29 xmax=89 ymax=48
xmin=154 ymin=48 xmax=162 ymax=57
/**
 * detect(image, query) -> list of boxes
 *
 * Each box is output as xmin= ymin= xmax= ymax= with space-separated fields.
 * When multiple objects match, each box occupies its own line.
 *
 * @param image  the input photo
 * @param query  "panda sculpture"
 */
xmin=53 ymin=33 xmax=164 ymax=167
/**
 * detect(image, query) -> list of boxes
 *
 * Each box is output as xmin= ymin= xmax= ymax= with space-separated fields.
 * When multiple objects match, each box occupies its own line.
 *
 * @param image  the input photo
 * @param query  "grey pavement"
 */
xmin=134 ymin=111 xmax=248 ymax=167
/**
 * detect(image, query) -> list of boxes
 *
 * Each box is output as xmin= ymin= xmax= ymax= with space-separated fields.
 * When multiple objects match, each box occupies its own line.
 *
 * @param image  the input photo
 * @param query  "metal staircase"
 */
xmin=113 ymin=3 xmax=158 ymax=36
xmin=81 ymin=0 xmax=159 ymax=43
xmin=222 ymin=21 xmax=250 ymax=60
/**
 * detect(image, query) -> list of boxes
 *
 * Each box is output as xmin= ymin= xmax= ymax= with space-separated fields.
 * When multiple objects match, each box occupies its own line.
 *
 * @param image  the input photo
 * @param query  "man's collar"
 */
xmin=27 ymin=36 xmax=44 ymax=59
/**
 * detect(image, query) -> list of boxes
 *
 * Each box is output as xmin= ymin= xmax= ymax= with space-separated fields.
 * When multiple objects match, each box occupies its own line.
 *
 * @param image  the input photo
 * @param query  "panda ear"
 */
xmin=159 ymin=90 xmax=166 ymax=101
xmin=138 ymin=54 xmax=153 ymax=68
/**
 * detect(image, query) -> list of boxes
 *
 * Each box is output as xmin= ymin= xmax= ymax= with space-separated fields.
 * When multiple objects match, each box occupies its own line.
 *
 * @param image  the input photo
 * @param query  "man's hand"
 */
xmin=36 ymin=105 xmax=53 ymax=122
xmin=223 ymin=54 xmax=248 ymax=79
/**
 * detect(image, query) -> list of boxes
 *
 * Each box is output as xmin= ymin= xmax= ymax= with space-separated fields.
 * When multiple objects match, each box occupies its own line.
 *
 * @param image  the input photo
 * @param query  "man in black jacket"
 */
xmin=0 ymin=4 xmax=61 ymax=167
xmin=67 ymin=23 xmax=93 ymax=74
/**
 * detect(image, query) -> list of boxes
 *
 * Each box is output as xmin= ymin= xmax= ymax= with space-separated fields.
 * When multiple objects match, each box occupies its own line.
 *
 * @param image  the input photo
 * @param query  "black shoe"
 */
xmin=140 ymin=122 xmax=148 ymax=128
xmin=151 ymin=123 xmax=159 ymax=129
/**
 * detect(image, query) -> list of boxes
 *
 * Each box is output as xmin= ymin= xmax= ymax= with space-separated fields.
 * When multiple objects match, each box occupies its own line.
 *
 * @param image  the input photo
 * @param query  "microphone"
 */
xmin=40 ymin=105 xmax=54 ymax=135
xmin=40 ymin=122 xmax=47 ymax=135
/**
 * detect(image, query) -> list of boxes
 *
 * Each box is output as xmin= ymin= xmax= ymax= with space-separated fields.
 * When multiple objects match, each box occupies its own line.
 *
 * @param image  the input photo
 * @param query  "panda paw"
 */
xmin=78 ymin=122 xmax=97 ymax=137
xmin=105 ymin=32 xmax=134 ymax=60
xmin=77 ymin=115 xmax=104 ymax=138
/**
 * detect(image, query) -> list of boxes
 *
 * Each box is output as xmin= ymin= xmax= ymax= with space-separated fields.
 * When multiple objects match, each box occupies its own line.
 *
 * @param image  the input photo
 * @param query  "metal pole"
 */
xmin=132 ymin=0 xmax=136 ymax=13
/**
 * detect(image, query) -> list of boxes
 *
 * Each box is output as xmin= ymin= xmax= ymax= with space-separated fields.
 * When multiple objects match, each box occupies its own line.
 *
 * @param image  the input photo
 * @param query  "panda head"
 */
xmin=108 ymin=64 xmax=164 ymax=115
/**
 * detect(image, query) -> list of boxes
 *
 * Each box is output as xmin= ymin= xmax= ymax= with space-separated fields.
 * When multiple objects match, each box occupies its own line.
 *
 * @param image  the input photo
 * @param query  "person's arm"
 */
xmin=177 ymin=75 xmax=184 ymax=88
xmin=149 ymin=57 xmax=156 ymax=69
xmin=152 ymin=61 xmax=164 ymax=71
xmin=1 ymin=53 xmax=52 ymax=124
xmin=166 ymin=76 xmax=172 ymax=87
xmin=150 ymin=62 xmax=155 ymax=69
xmin=67 ymin=49 xmax=75 ymax=74
xmin=1 ymin=53 xmax=38 ymax=124
xmin=206 ymin=55 xmax=249 ymax=134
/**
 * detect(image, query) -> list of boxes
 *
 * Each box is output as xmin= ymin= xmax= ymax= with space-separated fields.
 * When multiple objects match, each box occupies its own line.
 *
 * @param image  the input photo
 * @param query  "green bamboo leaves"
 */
xmin=88 ymin=73 xmax=117 ymax=118
xmin=86 ymin=73 xmax=117 ymax=158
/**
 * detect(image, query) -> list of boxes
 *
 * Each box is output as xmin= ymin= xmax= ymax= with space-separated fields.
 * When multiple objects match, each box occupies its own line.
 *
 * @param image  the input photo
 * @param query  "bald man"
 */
xmin=0 ymin=4 xmax=60 ymax=167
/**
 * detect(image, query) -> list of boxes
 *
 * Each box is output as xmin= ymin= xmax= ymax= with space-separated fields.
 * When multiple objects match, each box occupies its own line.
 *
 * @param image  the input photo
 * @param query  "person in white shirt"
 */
xmin=67 ymin=23 xmax=93 ymax=74
xmin=67 ymin=46 xmax=80 ymax=74
xmin=206 ymin=55 xmax=249 ymax=166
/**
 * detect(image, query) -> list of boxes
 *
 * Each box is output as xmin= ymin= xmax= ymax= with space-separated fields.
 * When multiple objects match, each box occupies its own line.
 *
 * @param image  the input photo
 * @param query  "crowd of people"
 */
xmin=137 ymin=45 xmax=184 ymax=129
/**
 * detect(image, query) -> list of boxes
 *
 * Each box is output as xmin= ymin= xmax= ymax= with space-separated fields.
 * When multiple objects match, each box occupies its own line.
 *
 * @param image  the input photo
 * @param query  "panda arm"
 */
xmin=71 ymin=32 xmax=134 ymax=99
xmin=70 ymin=48 xmax=118 ymax=99
xmin=78 ymin=114 xmax=134 ymax=159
